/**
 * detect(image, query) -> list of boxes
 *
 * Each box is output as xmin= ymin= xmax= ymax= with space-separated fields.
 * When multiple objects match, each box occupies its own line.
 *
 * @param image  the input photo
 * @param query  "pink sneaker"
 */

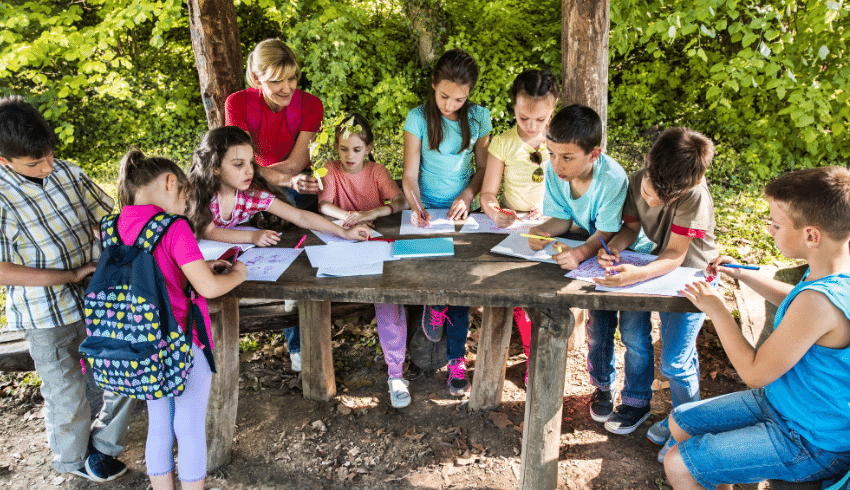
xmin=447 ymin=358 xmax=470 ymax=396
xmin=422 ymin=305 xmax=452 ymax=342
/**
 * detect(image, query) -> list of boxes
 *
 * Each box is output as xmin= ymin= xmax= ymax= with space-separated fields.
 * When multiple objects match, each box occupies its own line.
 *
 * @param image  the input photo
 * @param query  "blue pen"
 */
xmin=598 ymin=236 xmax=619 ymax=272
xmin=722 ymin=263 xmax=760 ymax=270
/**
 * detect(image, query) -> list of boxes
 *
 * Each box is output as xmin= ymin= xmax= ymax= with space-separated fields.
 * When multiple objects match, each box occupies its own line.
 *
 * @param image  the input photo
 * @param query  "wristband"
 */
xmin=384 ymin=204 xmax=394 ymax=215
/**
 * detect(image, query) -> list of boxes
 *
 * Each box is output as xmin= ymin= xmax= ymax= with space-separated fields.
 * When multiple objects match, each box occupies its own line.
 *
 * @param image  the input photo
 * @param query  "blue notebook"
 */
xmin=392 ymin=237 xmax=455 ymax=258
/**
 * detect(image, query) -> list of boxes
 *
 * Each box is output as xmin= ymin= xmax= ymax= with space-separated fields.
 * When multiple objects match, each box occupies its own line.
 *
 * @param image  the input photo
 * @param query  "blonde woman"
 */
xmin=225 ymin=38 xmax=324 ymax=210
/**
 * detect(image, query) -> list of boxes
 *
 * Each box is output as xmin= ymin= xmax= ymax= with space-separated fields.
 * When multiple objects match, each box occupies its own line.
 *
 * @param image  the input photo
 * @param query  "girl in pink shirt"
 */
xmin=318 ymin=114 xmax=412 ymax=407
xmin=115 ymin=149 xmax=247 ymax=490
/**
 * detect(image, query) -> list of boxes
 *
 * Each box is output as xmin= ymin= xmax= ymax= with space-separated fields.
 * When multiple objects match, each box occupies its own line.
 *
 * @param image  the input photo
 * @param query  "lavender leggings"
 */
xmin=375 ymin=304 xmax=407 ymax=379
xmin=145 ymin=345 xmax=212 ymax=482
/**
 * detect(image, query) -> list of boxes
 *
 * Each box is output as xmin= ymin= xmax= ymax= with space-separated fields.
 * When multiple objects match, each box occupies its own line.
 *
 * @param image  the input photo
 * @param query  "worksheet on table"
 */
xmin=305 ymin=241 xmax=396 ymax=269
xmin=490 ymin=233 xmax=585 ymax=264
xmin=399 ymin=209 xmax=457 ymax=235
xmin=594 ymin=267 xmax=713 ymax=297
xmin=459 ymin=213 xmax=548 ymax=234
xmin=237 ymin=247 xmax=303 ymax=282
xmin=565 ymin=251 xmax=658 ymax=282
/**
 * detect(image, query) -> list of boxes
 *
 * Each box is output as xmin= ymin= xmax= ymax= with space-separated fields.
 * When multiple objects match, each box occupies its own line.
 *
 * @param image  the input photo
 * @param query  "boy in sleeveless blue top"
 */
xmin=665 ymin=166 xmax=850 ymax=489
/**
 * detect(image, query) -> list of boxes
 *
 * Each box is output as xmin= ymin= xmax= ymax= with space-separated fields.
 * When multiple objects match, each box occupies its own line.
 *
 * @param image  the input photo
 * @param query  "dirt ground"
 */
xmin=0 ymin=303 xmax=770 ymax=490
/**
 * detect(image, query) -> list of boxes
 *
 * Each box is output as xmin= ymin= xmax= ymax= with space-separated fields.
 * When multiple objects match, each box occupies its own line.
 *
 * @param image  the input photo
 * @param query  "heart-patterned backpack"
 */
xmin=79 ymin=212 xmax=215 ymax=400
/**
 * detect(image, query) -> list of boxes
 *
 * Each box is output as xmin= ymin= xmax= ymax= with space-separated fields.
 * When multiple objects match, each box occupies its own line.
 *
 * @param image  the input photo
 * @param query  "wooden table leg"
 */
xmin=519 ymin=307 xmax=574 ymax=490
xmin=470 ymin=306 xmax=513 ymax=410
xmin=206 ymin=296 xmax=240 ymax=471
xmin=299 ymin=300 xmax=336 ymax=401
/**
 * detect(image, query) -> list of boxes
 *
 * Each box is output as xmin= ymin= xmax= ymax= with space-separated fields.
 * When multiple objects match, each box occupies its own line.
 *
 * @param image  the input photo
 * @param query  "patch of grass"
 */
xmin=239 ymin=334 xmax=263 ymax=352
xmin=711 ymin=184 xmax=786 ymax=266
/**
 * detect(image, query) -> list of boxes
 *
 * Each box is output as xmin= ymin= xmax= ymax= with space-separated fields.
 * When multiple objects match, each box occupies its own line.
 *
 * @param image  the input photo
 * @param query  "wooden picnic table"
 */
xmin=204 ymin=214 xmax=699 ymax=490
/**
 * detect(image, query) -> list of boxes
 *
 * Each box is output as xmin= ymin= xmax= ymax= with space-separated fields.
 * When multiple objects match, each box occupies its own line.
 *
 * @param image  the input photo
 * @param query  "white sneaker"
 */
xmin=290 ymin=352 xmax=301 ymax=372
xmin=388 ymin=378 xmax=411 ymax=408
xmin=284 ymin=299 xmax=297 ymax=313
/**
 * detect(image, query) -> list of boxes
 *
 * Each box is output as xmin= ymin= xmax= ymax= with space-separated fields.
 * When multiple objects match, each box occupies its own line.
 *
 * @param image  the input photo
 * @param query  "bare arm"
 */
xmin=448 ymin=134 xmax=491 ymax=220
xmin=682 ymin=283 xmax=844 ymax=388
xmin=553 ymin=229 xmax=616 ymax=271
xmin=595 ymin=227 xmax=691 ymax=287
xmin=181 ymin=259 xmax=247 ymax=299
xmin=402 ymin=131 xmax=430 ymax=227
xmin=266 ymin=199 xmax=370 ymax=240
xmin=480 ymin=153 xmax=513 ymax=226
xmin=707 ymin=256 xmax=796 ymax=306
xmin=0 ymin=262 xmax=96 ymax=287
xmin=202 ymin=223 xmax=280 ymax=247
xmin=527 ymin=218 xmax=572 ymax=251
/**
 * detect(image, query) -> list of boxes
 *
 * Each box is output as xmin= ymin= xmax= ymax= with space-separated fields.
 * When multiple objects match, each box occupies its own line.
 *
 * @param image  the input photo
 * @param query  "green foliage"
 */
xmin=609 ymin=0 xmax=850 ymax=180
xmin=239 ymin=333 xmax=262 ymax=352
xmin=0 ymin=0 xmax=207 ymax=178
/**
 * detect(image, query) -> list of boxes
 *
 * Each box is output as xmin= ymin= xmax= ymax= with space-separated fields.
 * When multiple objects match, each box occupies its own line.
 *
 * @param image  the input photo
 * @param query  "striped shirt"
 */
xmin=0 ymin=159 xmax=113 ymax=330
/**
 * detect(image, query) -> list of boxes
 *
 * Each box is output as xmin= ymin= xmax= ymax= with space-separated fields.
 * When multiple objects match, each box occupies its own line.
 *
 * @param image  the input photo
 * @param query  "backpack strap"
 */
xmin=184 ymin=285 xmax=217 ymax=374
xmin=134 ymin=212 xmax=182 ymax=255
xmin=100 ymin=214 xmax=121 ymax=248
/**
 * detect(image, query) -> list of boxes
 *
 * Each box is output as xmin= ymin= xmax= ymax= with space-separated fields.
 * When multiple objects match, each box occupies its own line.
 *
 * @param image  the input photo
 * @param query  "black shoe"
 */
xmin=604 ymin=404 xmax=651 ymax=435
xmin=588 ymin=388 xmax=614 ymax=422
xmin=422 ymin=305 xmax=451 ymax=342
xmin=84 ymin=448 xmax=128 ymax=482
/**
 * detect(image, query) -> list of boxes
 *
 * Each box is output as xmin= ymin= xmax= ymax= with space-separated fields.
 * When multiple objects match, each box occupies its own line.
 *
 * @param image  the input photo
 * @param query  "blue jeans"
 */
xmin=282 ymin=187 xmax=318 ymax=211
xmin=673 ymin=388 xmax=850 ymax=489
xmin=586 ymin=310 xmax=705 ymax=407
xmin=431 ymin=305 xmax=470 ymax=362
xmin=283 ymin=326 xmax=300 ymax=354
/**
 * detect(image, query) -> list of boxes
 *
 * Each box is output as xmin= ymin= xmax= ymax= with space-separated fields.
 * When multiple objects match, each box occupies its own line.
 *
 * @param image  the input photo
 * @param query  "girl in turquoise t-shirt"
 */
xmin=401 ymin=48 xmax=492 ymax=396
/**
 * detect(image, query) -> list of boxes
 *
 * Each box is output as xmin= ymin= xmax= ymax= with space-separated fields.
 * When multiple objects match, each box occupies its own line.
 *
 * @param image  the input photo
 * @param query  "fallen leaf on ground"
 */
xmin=488 ymin=411 xmax=512 ymax=429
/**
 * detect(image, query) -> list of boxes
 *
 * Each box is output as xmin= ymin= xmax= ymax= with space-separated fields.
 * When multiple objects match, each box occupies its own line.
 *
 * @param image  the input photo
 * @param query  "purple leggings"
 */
xmin=375 ymin=304 xmax=407 ymax=379
xmin=145 ymin=345 xmax=212 ymax=482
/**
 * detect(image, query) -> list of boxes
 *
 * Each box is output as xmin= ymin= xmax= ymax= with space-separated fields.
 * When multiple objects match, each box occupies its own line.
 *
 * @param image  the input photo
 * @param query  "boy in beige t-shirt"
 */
xmin=588 ymin=128 xmax=717 ymax=458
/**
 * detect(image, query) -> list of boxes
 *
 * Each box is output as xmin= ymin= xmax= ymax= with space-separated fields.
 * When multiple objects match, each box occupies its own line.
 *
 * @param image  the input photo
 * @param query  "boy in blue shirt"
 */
xmin=0 ymin=96 xmax=134 ymax=482
xmin=527 ymin=104 xmax=629 ymax=266
xmin=666 ymin=166 xmax=850 ymax=489
xmin=593 ymin=127 xmax=716 ymax=444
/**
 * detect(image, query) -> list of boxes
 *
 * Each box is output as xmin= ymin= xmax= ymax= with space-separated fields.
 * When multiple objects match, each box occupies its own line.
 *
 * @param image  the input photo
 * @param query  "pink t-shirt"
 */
xmin=117 ymin=205 xmax=213 ymax=349
xmin=319 ymin=161 xmax=401 ymax=212
xmin=210 ymin=187 xmax=275 ymax=229
xmin=225 ymin=88 xmax=323 ymax=167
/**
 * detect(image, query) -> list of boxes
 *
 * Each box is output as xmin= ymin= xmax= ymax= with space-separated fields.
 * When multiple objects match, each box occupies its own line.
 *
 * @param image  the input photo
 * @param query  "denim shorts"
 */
xmin=673 ymin=388 xmax=850 ymax=489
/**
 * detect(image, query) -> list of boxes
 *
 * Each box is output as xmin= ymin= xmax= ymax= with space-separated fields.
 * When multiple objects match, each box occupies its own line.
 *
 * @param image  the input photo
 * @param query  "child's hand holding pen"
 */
xmin=408 ymin=192 xmax=431 ymax=228
xmin=251 ymin=229 xmax=281 ymax=247
xmin=706 ymin=255 xmax=760 ymax=281
xmin=525 ymin=228 xmax=553 ymax=251
xmin=344 ymin=223 xmax=372 ymax=241
xmin=596 ymin=242 xmax=621 ymax=269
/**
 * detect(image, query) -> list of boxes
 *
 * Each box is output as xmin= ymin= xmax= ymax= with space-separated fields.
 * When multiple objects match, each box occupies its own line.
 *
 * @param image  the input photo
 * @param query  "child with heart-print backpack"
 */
xmin=87 ymin=148 xmax=246 ymax=490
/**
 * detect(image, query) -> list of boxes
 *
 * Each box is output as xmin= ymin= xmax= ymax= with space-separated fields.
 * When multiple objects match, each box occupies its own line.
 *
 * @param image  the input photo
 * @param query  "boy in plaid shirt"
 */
xmin=0 ymin=96 xmax=134 ymax=482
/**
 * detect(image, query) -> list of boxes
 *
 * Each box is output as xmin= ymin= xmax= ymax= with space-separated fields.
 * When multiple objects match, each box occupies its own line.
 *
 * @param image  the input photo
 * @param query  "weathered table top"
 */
xmin=229 ymin=214 xmax=699 ymax=313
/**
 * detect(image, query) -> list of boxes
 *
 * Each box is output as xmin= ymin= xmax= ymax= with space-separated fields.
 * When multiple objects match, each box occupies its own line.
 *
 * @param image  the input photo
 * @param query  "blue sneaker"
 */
xmin=657 ymin=436 xmax=676 ymax=463
xmin=647 ymin=417 xmax=671 ymax=445
xmin=422 ymin=305 xmax=452 ymax=342
xmin=84 ymin=448 xmax=127 ymax=483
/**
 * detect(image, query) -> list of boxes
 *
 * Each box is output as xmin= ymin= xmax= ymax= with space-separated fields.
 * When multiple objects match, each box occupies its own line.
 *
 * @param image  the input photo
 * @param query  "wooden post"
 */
xmin=188 ymin=0 xmax=243 ymax=129
xmin=206 ymin=296 xmax=240 ymax=471
xmin=561 ymin=0 xmax=610 ymax=149
xmin=519 ymin=307 xmax=574 ymax=490
xmin=299 ymin=300 xmax=336 ymax=401
xmin=469 ymin=306 xmax=514 ymax=410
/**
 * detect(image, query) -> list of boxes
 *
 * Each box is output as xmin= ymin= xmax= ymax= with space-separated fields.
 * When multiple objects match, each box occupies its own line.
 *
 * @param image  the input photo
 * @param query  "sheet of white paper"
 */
xmin=459 ymin=213 xmax=549 ymax=234
xmin=594 ymin=267 xmax=712 ymax=297
xmin=565 ymin=250 xmax=658 ymax=283
xmin=197 ymin=239 xmax=256 ymax=261
xmin=304 ymin=241 xmax=396 ymax=269
xmin=490 ymin=233 xmax=585 ymax=264
xmin=399 ymin=209 xmax=457 ymax=235
xmin=317 ymin=261 xmax=384 ymax=277
xmin=311 ymin=220 xmax=382 ymax=244
xmin=237 ymin=247 xmax=302 ymax=282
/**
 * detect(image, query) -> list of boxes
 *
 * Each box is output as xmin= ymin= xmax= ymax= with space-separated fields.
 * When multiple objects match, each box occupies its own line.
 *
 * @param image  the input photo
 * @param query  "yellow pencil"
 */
xmin=520 ymin=233 xmax=555 ymax=241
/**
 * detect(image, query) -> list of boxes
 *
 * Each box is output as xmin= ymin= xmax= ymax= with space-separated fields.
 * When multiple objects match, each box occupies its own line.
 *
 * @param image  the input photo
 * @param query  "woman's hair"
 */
xmin=117 ymin=149 xmax=187 ymax=208
xmin=425 ymin=48 xmax=480 ymax=152
xmin=246 ymin=39 xmax=301 ymax=88
xmin=510 ymin=69 xmax=560 ymax=107
xmin=187 ymin=126 xmax=290 ymax=238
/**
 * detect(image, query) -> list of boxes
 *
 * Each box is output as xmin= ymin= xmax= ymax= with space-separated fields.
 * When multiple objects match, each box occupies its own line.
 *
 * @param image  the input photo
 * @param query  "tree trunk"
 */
xmin=188 ymin=0 xmax=243 ymax=129
xmin=561 ymin=0 xmax=610 ymax=150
